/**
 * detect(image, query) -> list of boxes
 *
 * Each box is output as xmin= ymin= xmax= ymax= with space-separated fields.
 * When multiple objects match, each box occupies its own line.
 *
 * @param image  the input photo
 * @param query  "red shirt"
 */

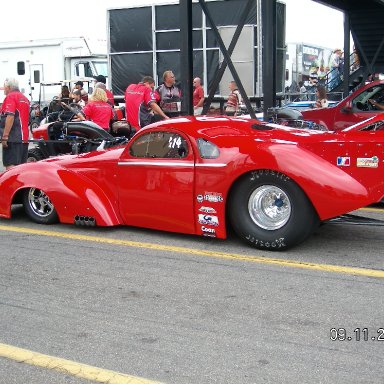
xmin=125 ymin=83 xmax=156 ymax=129
xmin=1 ymin=90 xmax=30 ymax=142
xmin=105 ymin=89 xmax=114 ymax=105
xmin=82 ymin=101 xmax=114 ymax=130
xmin=193 ymin=85 xmax=204 ymax=107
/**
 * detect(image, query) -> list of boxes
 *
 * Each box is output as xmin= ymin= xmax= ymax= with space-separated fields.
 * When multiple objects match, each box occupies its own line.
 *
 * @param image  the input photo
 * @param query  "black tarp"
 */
xmin=108 ymin=0 xmax=285 ymax=100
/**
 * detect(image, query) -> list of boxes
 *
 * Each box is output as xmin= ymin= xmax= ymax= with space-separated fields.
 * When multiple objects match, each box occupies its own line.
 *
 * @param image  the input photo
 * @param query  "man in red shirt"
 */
xmin=193 ymin=77 xmax=204 ymax=115
xmin=1 ymin=77 xmax=30 ymax=170
xmin=125 ymin=76 xmax=169 ymax=130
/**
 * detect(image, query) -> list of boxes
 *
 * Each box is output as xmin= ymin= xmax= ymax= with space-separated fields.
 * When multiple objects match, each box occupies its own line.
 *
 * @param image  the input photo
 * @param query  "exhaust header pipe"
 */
xmin=74 ymin=215 xmax=96 ymax=226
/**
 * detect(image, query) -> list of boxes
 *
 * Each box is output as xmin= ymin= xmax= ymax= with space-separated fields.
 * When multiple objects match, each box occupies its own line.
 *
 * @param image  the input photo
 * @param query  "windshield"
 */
xmin=92 ymin=61 xmax=108 ymax=77
xmin=353 ymin=85 xmax=384 ymax=105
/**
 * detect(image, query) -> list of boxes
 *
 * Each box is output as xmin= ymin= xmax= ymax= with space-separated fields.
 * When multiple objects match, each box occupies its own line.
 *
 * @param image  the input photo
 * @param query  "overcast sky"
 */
xmin=0 ymin=0 xmax=345 ymax=49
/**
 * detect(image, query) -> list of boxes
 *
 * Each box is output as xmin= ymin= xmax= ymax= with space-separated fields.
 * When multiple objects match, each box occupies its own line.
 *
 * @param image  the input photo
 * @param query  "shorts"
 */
xmin=3 ymin=143 xmax=29 ymax=167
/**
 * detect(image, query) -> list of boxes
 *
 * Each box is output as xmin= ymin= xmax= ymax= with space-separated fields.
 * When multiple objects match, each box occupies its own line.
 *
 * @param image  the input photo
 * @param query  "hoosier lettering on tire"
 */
xmin=228 ymin=170 xmax=320 ymax=250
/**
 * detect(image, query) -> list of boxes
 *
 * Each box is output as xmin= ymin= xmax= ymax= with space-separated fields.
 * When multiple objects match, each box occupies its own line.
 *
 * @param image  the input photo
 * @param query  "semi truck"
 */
xmin=0 ymin=37 xmax=108 ymax=103
xmin=107 ymin=0 xmax=286 ymax=103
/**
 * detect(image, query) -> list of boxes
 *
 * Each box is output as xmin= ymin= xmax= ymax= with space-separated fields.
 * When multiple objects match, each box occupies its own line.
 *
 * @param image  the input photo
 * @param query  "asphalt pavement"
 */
xmin=0 ymin=208 xmax=383 ymax=384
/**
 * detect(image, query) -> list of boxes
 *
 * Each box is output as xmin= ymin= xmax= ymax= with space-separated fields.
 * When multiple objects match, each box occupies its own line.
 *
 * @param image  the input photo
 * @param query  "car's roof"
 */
xmin=141 ymin=115 xmax=330 ymax=142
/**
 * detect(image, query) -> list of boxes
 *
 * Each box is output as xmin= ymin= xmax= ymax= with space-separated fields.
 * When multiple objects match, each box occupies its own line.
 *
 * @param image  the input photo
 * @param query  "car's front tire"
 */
xmin=229 ymin=170 xmax=319 ymax=250
xmin=23 ymin=188 xmax=59 ymax=224
xmin=27 ymin=147 xmax=45 ymax=162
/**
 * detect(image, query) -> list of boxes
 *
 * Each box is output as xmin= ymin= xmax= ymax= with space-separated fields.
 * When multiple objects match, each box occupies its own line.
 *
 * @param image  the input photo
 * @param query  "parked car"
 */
xmin=301 ymin=80 xmax=384 ymax=130
xmin=0 ymin=115 xmax=383 ymax=251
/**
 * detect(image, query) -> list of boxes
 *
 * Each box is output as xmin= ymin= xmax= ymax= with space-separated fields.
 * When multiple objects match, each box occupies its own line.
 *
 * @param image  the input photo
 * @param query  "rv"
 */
xmin=0 ymin=37 xmax=107 ymax=103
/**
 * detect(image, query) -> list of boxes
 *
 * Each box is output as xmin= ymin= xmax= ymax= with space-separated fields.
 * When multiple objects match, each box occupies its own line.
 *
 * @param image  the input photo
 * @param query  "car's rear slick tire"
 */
xmin=229 ymin=170 xmax=319 ymax=250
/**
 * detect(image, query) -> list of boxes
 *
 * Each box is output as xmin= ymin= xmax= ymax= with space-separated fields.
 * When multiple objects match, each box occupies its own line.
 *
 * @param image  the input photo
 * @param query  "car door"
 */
xmin=116 ymin=129 xmax=196 ymax=234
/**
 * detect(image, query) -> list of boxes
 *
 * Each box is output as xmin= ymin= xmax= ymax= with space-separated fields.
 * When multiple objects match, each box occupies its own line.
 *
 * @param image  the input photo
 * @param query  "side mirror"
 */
xmin=341 ymin=101 xmax=352 ymax=113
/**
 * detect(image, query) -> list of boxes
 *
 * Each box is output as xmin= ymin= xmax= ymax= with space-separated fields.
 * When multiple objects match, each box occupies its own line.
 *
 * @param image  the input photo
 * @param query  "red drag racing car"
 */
xmin=0 ymin=115 xmax=383 ymax=251
xmin=301 ymin=80 xmax=384 ymax=131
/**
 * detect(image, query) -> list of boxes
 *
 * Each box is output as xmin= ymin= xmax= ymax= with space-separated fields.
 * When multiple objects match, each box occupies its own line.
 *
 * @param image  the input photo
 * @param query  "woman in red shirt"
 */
xmin=76 ymin=88 xmax=114 ymax=130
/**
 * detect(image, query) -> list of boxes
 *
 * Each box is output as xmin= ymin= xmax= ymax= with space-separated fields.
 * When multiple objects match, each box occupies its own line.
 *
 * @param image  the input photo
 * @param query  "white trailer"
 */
xmin=0 ymin=37 xmax=108 ymax=103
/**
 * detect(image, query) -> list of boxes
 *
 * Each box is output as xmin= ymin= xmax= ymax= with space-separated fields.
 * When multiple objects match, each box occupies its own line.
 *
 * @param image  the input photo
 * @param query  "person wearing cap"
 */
xmin=72 ymin=81 xmax=88 ymax=103
xmin=125 ymin=76 xmax=169 ymax=130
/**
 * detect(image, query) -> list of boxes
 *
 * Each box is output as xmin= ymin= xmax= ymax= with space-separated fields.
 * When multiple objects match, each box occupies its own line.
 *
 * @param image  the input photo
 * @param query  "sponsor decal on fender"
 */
xmin=198 ymin=206 xmax=217 ymax=214
xmin=196 ymin=192 xmax=224 ymax=203
xmin=201 ymin=226 xmax=216 ymax=236
xmin=356 ymin=156 xmax=379 ymax=168
xmin=198 ymin=214 xmax=219 ymax=226
xmin=337 ymin=156 xmax=350 ymax=166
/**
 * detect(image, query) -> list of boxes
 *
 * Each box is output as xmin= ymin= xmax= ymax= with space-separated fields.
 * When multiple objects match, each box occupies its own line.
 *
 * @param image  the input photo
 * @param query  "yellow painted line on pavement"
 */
xmin=0 ymin=342 xmax=162 ymax=384
xmin=0 ymin=224 xmax=384 ymax=279
xmin=359 ymin=206 xmax=384 ymax=213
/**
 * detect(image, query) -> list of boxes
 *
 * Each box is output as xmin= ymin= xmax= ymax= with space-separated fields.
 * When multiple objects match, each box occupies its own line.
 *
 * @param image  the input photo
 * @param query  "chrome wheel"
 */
xmin=27 ymin=188 xmax=55 ymax=218
xmin=248 ymin=185 xmax=291 ymax=230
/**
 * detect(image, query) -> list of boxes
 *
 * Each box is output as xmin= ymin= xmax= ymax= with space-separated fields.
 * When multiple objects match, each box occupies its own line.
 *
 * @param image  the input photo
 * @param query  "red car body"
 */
xmin=0 ymin=115 xmax=383 ymax=250
xmin=301 ymin=80 xmax=384 ymax=131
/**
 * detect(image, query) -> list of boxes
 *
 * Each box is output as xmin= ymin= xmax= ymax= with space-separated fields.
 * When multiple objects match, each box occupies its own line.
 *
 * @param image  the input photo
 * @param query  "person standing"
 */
xmin=329 ymin=49 xmax=342 ymax=89
xmin=299 ymin=81 xmax=307 ymax=101
xmin=193 ymin=77 xmax=204 ymax=115
xmin=0 ymin=78 xmax=30 ymax=170
xmin=155 ymin=70 xmax=182 ymax=117
xmin=308 ymin=67 xmax=319 ymax=100
xmin=125 ymin=76 xmax=169 ymax=130
xmin=225 ymin=81 xmax=242 ymax=116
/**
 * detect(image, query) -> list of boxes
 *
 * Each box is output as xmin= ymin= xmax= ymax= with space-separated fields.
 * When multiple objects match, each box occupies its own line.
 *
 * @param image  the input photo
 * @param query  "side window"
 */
xmin=74 ymin=62 xmax=93 ymax=78
xmin=197 ymin=138 xmax=220 ymax=159
xmin=130 ymin=131 xmax=188 ymax=158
